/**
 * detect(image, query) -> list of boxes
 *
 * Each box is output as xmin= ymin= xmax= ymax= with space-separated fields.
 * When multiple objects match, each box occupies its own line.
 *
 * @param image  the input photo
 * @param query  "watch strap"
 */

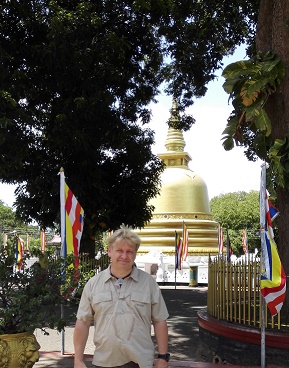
xmin=157 ymin=353 xmax=170 ymax=362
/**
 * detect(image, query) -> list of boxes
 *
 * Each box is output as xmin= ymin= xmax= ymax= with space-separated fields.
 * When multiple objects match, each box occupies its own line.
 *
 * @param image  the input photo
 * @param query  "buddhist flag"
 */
xmin=175 ymin=232 xmax=182 ymax=270
xmin=218 ymin=226 xmax=224 ymax=254
xmin=59 ymin=170 xmax=84 ymax=264
xmin=241 ymin=229 xmax=248 ymax=254
xmin=15 ymin=236 xmax=25 ymax=270
xmin=182 ymin=222 xmax=189 ymax=261
xmin=260 ymin=184 xmax=286 ymax=316
xmin=40 ymin=229 xmax=46 ymax=253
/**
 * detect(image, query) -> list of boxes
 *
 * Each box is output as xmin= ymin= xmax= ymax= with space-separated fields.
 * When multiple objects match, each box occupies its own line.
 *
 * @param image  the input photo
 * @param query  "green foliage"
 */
xmin=0 ymin=1 xmax=259 ymax=253
xmin=0 ymin=200 xmax=23 ymax=231
xmin=0 ymin=201 xmax=59 ymax=249
xmin=0 ymin=200 xmax=44 ymax=248
xmin=221 ymin=51 xmax=289 ymax=188
xmin=210 ymin=191 xmax=260 ymax=255
xmin=0 ymin=247 xmax=74 ymax=335
xmin=269 ymin=135 xmax=289 ymax=187
xmin=60 ymin=252 xmax=110 ymax=303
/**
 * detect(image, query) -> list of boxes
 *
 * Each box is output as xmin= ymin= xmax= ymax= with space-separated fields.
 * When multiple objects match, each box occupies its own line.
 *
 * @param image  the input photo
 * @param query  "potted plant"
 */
xmin=0 ymin=245 xmax=71 ymax=368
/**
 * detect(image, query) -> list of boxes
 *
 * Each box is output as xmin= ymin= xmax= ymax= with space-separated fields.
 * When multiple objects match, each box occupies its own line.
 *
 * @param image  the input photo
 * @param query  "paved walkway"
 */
xmin=35 ymin=351 xmax=284 ymax=368
xmin=33 ymin=286 xmax=287 ymax=368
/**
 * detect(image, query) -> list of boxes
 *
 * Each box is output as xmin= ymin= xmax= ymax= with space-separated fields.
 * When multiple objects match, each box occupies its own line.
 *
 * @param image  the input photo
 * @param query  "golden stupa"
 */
xmin=136 ymin=101 xmax=219 ymax=256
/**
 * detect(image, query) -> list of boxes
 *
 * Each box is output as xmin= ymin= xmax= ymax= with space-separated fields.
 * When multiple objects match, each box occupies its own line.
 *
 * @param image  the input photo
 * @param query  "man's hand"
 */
xmin=74 ymin=360 xmax=88 ymax=368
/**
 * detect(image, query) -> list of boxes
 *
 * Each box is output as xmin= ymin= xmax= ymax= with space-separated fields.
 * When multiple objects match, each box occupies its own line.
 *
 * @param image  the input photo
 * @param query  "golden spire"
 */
xmin=134 ymin=99 xmax=218 ymax=256
xmin=165 ymin=100 xmax=185 ymax=152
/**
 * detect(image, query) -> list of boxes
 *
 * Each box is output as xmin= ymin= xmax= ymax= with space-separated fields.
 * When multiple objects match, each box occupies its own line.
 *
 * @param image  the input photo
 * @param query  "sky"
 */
xmin=0 ymin=45 xmax=261 ymax=208
xmin=148 ymin=45 xmax=261 ymax=200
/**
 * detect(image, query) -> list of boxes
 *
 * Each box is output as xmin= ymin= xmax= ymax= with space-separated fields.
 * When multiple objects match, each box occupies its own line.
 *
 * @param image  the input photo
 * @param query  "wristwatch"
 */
xmin=158 ymin=353 xmax=170 ymax=362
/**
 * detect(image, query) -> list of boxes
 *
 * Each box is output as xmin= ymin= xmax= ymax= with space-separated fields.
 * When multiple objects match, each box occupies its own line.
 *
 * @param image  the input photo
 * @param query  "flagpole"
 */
xmin=260 ymin=163 xmax=267 ymax=368
xmin=59 ymin=168 xmax=66 ymax=258
xmin=182 ymin=221 xmax=185 ymax=259
xmin=174 ymin=231 xmax=177 ymax=290
xmin=59 ymin=168 xmax=66 ymax=355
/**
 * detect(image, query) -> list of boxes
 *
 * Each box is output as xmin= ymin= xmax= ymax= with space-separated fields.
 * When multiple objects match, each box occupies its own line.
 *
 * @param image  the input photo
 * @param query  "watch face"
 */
xmin=165 ymin=353 xmax=170 ymax=362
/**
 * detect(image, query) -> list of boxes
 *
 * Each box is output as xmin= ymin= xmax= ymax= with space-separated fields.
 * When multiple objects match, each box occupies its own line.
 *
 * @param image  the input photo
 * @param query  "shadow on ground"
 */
xmin=155 ymin=287 xmax=208 ymax=362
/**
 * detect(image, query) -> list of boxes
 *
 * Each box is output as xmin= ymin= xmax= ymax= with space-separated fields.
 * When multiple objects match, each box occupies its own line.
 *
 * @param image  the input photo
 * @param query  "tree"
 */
xmin=0 ymin=200 xmax=21 ymax=232
xmin=255 ymin=2 xmax=289 ymax=311
xmin=0 ymin=200 xmax=43 ymax=249
xmin=210 ymin=191 xmax=260 ymax=255
xmin=220 ymin=1 xmax=289 ymax=310
xmin=0 ymin=1 xmax=259 ymax=254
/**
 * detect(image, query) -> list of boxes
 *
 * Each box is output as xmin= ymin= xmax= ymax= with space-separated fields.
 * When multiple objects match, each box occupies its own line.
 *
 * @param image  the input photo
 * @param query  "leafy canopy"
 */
xmin=210 ymin=191 xmax=261 ymax=254
xmin=221 ymin=51 xmax=289 ymax=188
xmin=0 ymin=1 xmax=259 ymax=249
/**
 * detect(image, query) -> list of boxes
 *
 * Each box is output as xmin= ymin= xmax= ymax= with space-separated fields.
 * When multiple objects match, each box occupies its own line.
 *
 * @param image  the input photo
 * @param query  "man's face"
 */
xmin=108 ymin=239 xmax=137 ymax=270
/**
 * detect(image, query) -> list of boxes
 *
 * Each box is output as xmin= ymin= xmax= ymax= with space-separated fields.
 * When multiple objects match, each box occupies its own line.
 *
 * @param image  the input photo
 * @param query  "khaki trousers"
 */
xmin=93 ymin=362 xmax=139 ymax=368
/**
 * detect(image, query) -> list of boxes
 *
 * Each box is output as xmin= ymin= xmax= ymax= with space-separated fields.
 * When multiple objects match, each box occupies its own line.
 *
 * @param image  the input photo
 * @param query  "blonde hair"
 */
xmin=108 ymin=225 xmax=141 ymax=251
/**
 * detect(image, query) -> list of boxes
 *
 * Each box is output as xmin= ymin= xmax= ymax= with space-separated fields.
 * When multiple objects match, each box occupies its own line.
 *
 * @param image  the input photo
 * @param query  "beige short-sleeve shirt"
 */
xmin=76 ymin=266 xmax=169 ymax=368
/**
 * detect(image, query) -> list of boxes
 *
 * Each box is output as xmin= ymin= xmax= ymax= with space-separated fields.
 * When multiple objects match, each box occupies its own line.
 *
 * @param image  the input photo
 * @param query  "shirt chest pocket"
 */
xmin=92 ymin=291 xmax=113 ymax=315
xmin=131 ymin=291 xmax=151 ymax=316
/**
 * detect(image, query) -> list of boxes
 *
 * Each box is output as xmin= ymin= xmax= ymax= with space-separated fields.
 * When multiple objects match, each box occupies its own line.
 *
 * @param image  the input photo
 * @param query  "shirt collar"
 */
xmin=103 ymin=265 xmax=139 ymax=282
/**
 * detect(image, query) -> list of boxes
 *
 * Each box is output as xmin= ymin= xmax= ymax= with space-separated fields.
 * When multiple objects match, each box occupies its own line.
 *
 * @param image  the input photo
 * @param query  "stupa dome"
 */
xmin=136 ymin=101 xmax=218 ymax=255
xmin=151 ymin=160 xmax=210 ymax=215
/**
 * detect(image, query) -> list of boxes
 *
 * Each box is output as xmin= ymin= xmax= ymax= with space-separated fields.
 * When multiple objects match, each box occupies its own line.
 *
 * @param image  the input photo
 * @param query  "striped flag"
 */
xmin=218 ymin=225 xmax=224 ymax=254
xmin=241 ymin=229 xmax=248 ymax=254
xmin=64 ymin=182 xmax=84 ymax=257
xmin=265 ymin=191 xmax=279 ymax=239
xmin=182 ymin=222 xmax=189 ymax=261
xmin=60 ymin=170 xmax=84 ymax=263
xmin=40 ymin=229 xmax=46 ymax=253
xmin=267 ymin=192 xmax=279 ymax=222
xmin=260 ymin=191 xmax=286 ymax=316
xmin=175 ymin=232 xmax=182 ymax=270
xmin=15 ymin=236 xmax=25 ymax=269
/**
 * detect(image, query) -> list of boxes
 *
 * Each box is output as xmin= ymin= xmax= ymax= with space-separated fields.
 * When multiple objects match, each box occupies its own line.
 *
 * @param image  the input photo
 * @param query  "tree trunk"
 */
xmin=79 ymin=217 xmax=97 ymax=258
xmin=256 ymin=0 xmax=289 ymax=314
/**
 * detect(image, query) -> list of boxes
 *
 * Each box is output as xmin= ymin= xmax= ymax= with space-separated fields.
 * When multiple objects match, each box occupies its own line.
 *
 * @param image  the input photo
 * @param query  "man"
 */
xmin=74 ymin=226 xmax=170 ymax=368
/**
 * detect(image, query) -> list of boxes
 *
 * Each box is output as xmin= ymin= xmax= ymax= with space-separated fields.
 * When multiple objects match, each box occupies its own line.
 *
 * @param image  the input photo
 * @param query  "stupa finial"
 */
xmin=165 ymin=99 xmax=185 ymax=152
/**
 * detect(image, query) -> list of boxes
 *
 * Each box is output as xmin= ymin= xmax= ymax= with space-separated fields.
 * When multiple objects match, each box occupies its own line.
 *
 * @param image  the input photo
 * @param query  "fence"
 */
xmin=207 ymin=255 xmax=288 ymax=331
xmin=79 ymin=253 xmax=110 ymax=273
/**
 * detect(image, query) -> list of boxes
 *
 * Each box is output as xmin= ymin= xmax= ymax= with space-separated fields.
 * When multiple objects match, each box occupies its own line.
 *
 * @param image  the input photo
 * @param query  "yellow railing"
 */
xmin=207 ymin=255 xmax=287 ymax=330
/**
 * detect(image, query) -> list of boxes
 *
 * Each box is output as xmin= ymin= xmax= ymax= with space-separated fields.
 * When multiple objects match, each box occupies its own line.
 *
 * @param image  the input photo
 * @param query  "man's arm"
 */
xmin=153 ymin=320 xmax=169 ymax=368
xmin=74 ymin=318 xmax=91 ymax=368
